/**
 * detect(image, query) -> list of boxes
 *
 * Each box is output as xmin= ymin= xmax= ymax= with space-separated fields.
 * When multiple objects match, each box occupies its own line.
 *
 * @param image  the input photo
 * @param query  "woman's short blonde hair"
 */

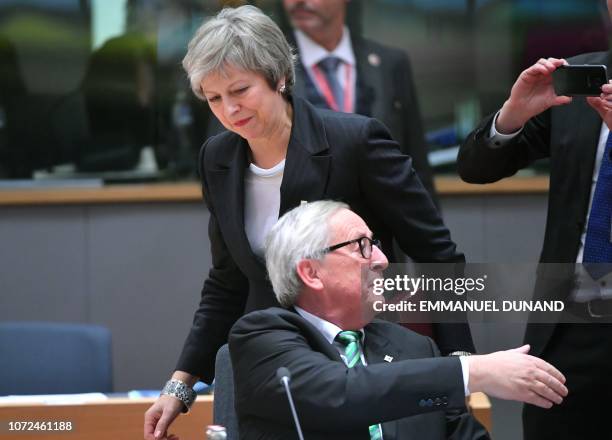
xmin=182 ymin=5 xmax=295 ymax=101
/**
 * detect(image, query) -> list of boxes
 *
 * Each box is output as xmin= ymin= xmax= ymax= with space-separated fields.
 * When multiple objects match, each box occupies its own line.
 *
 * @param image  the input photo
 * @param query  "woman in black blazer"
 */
xmin=145 ymin=6 xmax=472 ymax=439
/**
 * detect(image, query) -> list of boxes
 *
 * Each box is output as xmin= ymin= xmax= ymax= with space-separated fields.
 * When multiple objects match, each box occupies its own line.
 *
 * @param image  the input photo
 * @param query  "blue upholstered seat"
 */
xmin=0 ymin=322 xmax=112 ymax=395
xmin=213 ymin=344 xmax=239 ymax=440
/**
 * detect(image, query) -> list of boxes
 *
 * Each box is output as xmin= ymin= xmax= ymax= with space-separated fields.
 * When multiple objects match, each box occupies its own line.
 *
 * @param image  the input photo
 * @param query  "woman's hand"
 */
xmin=144 ymin=394 xmax=184 ymax=440
xmin=497 ymin=58 xmax=572 ymax=134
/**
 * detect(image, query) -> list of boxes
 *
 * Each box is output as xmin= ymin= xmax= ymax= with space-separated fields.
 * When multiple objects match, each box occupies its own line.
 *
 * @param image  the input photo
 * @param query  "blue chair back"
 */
xmin=213 ymin=344 xmax=239 ymax=440
xmin=0 ymin=322 xmax=112 ymax=395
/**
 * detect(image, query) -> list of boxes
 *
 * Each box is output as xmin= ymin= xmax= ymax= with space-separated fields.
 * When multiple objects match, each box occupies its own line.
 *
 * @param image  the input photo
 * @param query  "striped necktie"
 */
xmin=317 ymin=56 xmax=344 ymax=111
xmin=335 ymin=331 xmax=383 ymax=440
xmin=583 ymin=131 xmax=612 ymax=279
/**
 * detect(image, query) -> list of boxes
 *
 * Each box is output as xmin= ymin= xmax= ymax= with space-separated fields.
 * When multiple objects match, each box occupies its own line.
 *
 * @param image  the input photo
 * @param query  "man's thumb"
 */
xmin=508 ymin=344 xmax=530 ymax=354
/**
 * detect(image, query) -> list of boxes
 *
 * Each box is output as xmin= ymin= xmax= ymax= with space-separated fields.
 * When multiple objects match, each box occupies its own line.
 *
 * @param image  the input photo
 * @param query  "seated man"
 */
xmin=229 ymin=201 xmax=568 ymax=440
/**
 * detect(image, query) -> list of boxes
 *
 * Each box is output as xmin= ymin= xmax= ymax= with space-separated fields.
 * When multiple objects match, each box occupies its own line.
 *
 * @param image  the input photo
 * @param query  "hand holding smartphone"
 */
xmin=552 ymin=65 xmax=608 ymax=96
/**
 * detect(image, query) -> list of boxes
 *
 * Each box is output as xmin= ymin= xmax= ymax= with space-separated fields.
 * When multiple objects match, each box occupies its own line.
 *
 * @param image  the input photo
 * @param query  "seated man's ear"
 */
xmin=296 ymin=259 xmax=324 ymax=291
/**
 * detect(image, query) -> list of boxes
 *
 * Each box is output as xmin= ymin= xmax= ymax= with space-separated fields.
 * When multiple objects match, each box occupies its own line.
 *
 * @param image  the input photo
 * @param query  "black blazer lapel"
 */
xmin=279 ymin=97 xmax=332 ymax=215
xmin=571 ymin=103 xmax=602 ymax=219
xmin=205 ymin=135 xmax=266 ymax=273
xmin=363 ymin=324 xmax=392 ymax=363
xmin=352 ymin=37 xmax=377 ymax=117
xmin=287 ymin=307 xmax=345 ymax=361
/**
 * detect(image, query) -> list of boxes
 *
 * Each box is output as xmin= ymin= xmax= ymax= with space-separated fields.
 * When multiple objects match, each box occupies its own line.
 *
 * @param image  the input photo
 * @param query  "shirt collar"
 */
xmin=293 ymin=26 xmax=355 ymax=69
xmin=294 ymin=305 xmax=365 ymax=344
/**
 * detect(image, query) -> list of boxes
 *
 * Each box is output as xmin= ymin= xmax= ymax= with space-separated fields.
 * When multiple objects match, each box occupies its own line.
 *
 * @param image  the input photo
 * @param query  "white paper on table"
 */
xmin=0 ymin=393 xmax=108 ymax=405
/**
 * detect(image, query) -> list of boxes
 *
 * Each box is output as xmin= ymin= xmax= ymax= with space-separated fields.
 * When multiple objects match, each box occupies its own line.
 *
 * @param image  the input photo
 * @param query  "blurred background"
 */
xmin=0 ymin=2 xmax=609 ymax=439
xmin=0 ymin=0 xmax=608 ymax=181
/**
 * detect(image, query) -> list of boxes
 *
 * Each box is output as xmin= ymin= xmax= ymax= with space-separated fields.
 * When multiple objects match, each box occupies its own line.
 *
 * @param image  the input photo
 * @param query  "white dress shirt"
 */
xmin=244 ymin=160 xmax=285 ymax=257
xmin=293 ymin=27 xmax=357 ymax=113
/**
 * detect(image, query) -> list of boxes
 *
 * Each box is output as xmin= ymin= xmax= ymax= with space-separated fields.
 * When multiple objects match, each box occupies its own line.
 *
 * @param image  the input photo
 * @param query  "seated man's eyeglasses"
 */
xmin=321 ymin=236 xmax=381 ymax=259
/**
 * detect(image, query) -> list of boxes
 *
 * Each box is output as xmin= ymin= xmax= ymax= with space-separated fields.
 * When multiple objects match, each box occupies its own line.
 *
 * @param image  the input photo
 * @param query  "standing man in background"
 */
xmin=458 ymin=1 xmax=612 ymax=434
xmin=282 ymin=0 xmax=438 ymax=201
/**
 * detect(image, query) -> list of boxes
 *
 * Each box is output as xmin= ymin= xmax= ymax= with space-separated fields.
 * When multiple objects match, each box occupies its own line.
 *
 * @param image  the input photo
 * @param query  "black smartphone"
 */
xmin=552 ymin=65 xmax=608 ymax=96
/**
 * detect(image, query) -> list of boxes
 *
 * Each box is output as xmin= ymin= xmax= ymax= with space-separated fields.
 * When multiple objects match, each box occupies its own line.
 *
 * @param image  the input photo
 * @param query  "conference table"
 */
xmin=0 ymin=396 xmax=212 ymax=440
xmin=0 ymin=393 xmax=490 ymax=439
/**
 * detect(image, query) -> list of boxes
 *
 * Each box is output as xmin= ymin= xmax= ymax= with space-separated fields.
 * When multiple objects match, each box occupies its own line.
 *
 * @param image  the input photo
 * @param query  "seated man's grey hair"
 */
xmin=182 ymin=5 xmax=295 ymax=100
xmin=265 ymin=200 xmax=349 ymax=307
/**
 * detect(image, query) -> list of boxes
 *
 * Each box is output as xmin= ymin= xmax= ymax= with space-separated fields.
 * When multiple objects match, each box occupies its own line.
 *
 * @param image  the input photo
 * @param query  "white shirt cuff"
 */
xmin=459 ymin=356 xmax=470 ymax=396
xmin=487 ymin=110 xmax=523 ymax=148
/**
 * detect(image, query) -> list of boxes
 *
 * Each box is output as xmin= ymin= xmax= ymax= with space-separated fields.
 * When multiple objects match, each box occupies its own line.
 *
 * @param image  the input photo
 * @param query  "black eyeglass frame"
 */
xmin=321 ymin=236 xmax=381 ymax=259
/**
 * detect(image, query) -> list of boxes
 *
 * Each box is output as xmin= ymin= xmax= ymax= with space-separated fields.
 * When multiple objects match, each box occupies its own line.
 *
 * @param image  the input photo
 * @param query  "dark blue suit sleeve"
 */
xmin=458 ymin=110 xmax=551 ymax=184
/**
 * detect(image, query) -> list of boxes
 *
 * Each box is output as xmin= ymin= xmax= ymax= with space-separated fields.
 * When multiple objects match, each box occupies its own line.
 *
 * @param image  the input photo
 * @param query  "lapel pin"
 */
xmin=384 ymin=355 xmax=393 ymax=363
xmin=368 ymin=53 xmax=381 ymax=67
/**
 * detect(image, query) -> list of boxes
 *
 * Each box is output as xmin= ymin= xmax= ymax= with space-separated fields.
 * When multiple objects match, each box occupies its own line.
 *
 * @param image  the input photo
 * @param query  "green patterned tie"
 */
xmin=335 ymin=331 xmax=383 ymax=440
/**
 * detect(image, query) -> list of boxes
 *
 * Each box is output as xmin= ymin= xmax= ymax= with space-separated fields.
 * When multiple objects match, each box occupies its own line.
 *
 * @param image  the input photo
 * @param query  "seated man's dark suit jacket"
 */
xmin=229 ymin=307 xmax=489 ymax=440
xmin=458 ymin=51 xmax=612 ymax=439
xmin=177 ymin=96 xmax=473 ymax=384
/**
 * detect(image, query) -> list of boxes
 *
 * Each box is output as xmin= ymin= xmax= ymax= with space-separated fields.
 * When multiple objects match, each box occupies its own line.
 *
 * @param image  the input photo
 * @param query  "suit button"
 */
xmin=427 ymin=398 xmax=434 ymax=407
xmin=393 ymin=100 xmax=402 ymax=110
xmin=419 ymin=399 xmax=426 ymax=407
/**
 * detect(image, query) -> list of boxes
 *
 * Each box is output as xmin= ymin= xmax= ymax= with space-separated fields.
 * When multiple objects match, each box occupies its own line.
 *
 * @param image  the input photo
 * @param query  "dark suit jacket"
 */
xmin=177 ymin=96 xmax=473 ymax=383
xmin=288 ymin=32 xmax=437 ymax=201
xmin=229 ymin=308 xmax=489 ymax=440
xmin=457 ymin=51 xmax=610 ymax=355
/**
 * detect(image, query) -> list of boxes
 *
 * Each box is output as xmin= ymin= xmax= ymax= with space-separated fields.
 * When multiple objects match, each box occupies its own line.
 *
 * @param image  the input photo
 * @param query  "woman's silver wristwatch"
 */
xmin=161 ymin=379 xmax=197 ymax=413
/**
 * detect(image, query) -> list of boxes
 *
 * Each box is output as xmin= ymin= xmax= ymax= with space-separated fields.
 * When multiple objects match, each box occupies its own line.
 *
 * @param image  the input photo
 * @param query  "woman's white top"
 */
xmin=244 ymin=159 xmax=285 ymax=257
